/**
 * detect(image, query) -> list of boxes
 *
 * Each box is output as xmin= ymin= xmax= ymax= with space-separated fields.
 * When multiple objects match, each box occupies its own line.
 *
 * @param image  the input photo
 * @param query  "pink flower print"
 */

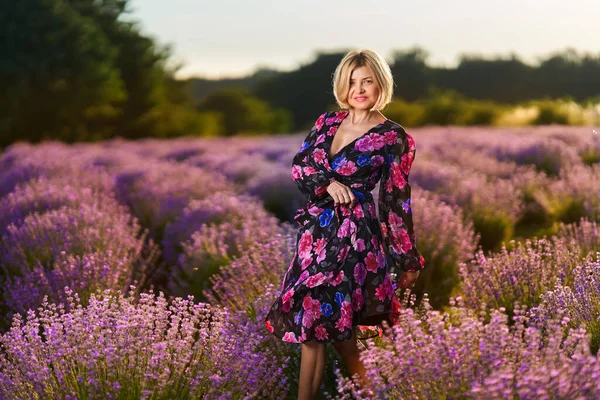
xmin=315 ymin=324 xmax=329 ymax=340
xmin=354 ymin=262 xmax=366 ymax=285
xmin=335 ymin=111 xmax=348 ymax=122
xmin=298 ymin=230 xmax=313 ymax=259
xmin=407 ymin=132 xmax=416 ymax=151
xmin=315 ymin=185 xmax=328 ymax=197
xmin=308 ymin=205 xmax=324 ymax=216
xmin=315 ymin=114 xmax=325 ymax=131
xmin=335 ymin=301 xmax=353 ymax=332
xmin=315 ymin=133 xmax=325 ymax=145
xmin=383 ymin=130 xmax=398 ymax=145
xmin=306 ymin=272 xmax=327 ymax=288
xmin=337 ymin=160 xmax=357 ymax=176
xmin=338 ymin=218 xmax=357 ymax=238
xmin=337 ymin=245 xmax=350 ymax=263
xmin=303 ymin=166 xmax=318 ymax=176
xmin=351 ymin=288 xmax=364 ymax=311
xmin=353 ymin=238 xmax=366 ymax=252
xmin=390 ymin=162 xmax=407 ymax=189
xmin=371 ymin=235 xmax=379 ymax=248
xmin=389 ymin=212 xmax=412 ymax=254
xmin=376 ymin=251 xmax=385 ymax=269
xmin=298 ymin=330 xmax=307 ymax=343
xmin=340 ymin=206 xmax=352 ymax=217
xmin=353 ymin=205 xmax=364 ymax=219
xmin=368 ymin=202 xmax=377 ymax=217
xmin=375 ymin=274 xmax=394 ymax=301
xmin=265 ymin=320 xmax=274 ymax=333
xmin=301 ymin=257 xmax=312 ymax=271
xmin=291 ymin=165 xmax=303 ymax=179
xmin=401 ymin=150 xmax=414 ymax=174
xmin=302 ymin=294 xmax=322 ymax=329
xmin=370 ymin=155 xmax=384 ymax=167
xmin=367 ymin=133 xmax=386 ymax=150
xmin=315 ymin=238 xmax=327 ymax=263
xmin=327 ymin=126 xmax=337 ymax=136
xmin=282 ymin=288 xmax=295 ymax=304
xmin=381 ymin=222 xmax=388 ymax=238
xmin=325 ymin=114 xmax=339 ymax=126
xmin=365 ymin=252 xmax=379 ymax=273
xmin=313 ymin=148 xmax=326 ymax=164
xmin=355 ymin=136 xmax=374 ymax=152
xmin=385 ymin=177 xmax=393 ymax=193
xmin=281 ymin=291 xmax=294 ymax=313
xmin=298 ymin=270 xmax=309 ymax=284
xmin=330 ymin=270 xmax=344 ymax=286
xmin=282 ymin=332 xmax=298 ymax=343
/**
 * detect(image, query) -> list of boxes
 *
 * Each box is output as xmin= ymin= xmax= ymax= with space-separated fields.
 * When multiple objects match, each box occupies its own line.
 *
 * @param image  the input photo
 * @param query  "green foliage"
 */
xmin=530 ymin=99 xmax=570 ymax=125
xmin=0 ymin=0 xmax=126 ymax=145
xmin=198 ymin=86 xmax=293 ymax=136
xmin=0 ymin=0 xmax=206 ymax=146
xmin=471 ymin=210 xmax=515 ymax=253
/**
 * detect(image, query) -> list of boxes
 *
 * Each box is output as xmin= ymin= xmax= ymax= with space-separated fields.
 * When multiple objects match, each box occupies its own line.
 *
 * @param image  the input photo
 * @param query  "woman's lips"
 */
xmin=355 ymin=97 xmax=367 ymax=102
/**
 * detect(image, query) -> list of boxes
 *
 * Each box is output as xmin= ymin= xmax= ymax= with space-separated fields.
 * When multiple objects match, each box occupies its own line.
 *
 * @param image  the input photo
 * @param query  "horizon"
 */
xmin=126 ymin=0 xmax=600 ymax=80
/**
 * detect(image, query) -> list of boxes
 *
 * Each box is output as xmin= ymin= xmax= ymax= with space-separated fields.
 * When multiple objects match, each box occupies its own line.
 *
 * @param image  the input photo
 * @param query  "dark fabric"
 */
xmin=265 ymin=110 xmax=425 ymax=343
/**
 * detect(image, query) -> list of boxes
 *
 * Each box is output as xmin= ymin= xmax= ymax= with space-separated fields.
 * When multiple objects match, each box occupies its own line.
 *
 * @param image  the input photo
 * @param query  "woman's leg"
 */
xmin=331 ymin=327 xmax=373 ymax=394
xmin=298 ymin=341 xmax=327 ymax=400
xmin=312 ymin=341 xmax=327 ymax=395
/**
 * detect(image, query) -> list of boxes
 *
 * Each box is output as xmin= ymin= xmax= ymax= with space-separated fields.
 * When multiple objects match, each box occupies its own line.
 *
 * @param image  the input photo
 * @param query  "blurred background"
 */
xmin=1 ymin=0 xmax=599 ymax=147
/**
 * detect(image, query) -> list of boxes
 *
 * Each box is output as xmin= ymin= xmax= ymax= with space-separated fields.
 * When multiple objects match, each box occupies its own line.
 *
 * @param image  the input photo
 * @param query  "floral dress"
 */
xmin=264 ymin=109 xmax=425 ymax=343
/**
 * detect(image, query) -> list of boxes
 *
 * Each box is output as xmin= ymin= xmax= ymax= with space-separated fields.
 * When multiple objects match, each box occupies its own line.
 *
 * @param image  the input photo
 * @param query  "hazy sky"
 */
xmin=127 ymin=0 xmax=600 ymax=79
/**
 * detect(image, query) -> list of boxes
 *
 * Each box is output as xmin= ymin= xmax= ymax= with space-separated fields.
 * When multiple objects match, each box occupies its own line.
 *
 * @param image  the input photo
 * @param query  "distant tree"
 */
xmin=0 ymin=0 xmax=203 ymax=146
xmin=198 ymin=86 xmax=292 ymax=136
xmin=0 ymin=0 xmax=126 ymax=145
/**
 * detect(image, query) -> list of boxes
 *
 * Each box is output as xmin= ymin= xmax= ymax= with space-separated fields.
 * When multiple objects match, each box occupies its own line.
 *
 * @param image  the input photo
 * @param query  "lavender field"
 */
xmin=1 ymin=124 xmax=600 ymax=399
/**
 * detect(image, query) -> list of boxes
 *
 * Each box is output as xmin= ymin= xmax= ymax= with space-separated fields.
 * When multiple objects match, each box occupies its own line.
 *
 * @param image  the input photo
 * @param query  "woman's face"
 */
xmin=347 ymin=66 xmax=380 ymax=111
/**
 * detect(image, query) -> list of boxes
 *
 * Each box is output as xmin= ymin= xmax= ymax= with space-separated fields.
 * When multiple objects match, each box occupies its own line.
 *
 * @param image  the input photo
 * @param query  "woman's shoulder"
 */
xmin=385 ymin=119 xmax=416 ymax=152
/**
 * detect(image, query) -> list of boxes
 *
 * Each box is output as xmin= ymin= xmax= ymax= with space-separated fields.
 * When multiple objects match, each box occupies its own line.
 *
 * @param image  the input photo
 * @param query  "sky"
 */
xmin=126 ymin=0 xmax=600 ymax=80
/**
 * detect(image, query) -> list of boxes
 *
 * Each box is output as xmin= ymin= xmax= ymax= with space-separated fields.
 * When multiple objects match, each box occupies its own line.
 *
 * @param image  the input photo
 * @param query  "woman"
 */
xmin=264 ymin=49 xmax=425 ymax=399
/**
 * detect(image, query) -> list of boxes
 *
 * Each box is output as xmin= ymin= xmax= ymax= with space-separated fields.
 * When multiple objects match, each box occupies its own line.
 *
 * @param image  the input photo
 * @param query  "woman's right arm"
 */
xmin=291 ymin=112 xmax=336 ymax=201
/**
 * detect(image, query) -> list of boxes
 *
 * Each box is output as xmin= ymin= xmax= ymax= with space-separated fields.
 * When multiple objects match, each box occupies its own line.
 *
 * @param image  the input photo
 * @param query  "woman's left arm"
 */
xmin=378 ymin=129 xmax=425 ymax=273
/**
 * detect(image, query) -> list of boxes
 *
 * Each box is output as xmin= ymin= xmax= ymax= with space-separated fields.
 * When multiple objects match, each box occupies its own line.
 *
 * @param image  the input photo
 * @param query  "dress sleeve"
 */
xmin=291 ymin=112 xmax=335 ymax=202
xmin=378 ymin=129 xmax=425 ymax=273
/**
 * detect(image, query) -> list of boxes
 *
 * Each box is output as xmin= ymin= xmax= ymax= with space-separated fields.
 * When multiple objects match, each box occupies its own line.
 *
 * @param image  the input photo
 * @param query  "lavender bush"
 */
xmin=528 ymin=258 xmax=600 ymax=355
xmin=459 ymin=235 xmax=584 ymax=319
xmin=333 ymin=295 xmax=600 ymax=399
xmin=170 ymin=206 xmax=287 ymax=301
xmin=113 ymin=161 xmax=236 ymax=242
xmin=0 ymin=200 xmax=152 ymax=321
xmin=0 ymin=175 xmax=116 ymax=237
xmin=0 ymin=286 xmax=288 ymax=399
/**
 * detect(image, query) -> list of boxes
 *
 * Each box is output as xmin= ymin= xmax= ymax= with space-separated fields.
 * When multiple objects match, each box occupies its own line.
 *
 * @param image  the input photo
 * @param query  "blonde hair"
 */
xmin=332 ymin=49 xmax=394 ymax=111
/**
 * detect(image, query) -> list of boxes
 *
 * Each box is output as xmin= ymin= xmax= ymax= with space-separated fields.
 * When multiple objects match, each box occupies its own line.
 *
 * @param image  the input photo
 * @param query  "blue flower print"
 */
xmin=294 ymin=309 xmax=303 ymax=325
xmin=319 ymin=209 xmax=334 ymax=227
xmin=331 ymin=156 xmax=347 ymax=170
xmin=300 ymin=141 xmax=310 ymax=151
xmin=385 ymin=153 xmax=394 ymax=167
xmin=320 ymin=303 xmax=333 ymax=317
xmin=352 ymin=190 xmax=365 ymax=202
xmin=334 ymin=292 xmax=345 ymax=307
xmin=357 ymin=155 xmax=370 ymax=166
xmin=402 ymin=198 xmax=412 ymax=214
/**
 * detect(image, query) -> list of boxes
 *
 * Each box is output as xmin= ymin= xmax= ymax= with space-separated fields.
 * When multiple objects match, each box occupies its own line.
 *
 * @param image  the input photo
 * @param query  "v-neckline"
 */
xmin=327 ymin=110 xmax=390 ymax=163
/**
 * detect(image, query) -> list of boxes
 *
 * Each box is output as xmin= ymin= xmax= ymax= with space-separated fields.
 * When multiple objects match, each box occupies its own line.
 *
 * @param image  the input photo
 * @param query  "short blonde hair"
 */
xmin=332 ymin=49 xmax=394 ymax=111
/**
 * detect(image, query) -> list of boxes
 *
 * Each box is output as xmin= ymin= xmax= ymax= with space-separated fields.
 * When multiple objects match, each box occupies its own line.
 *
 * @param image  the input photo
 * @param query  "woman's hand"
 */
xmin=399 ymin=270 xmax=420 ymax=289
xmin=326 ymin=180 xmax=356 ymax=207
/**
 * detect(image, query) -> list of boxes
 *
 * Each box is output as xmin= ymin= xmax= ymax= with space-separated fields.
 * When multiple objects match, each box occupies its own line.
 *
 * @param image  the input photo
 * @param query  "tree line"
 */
xmin=1 ymin=1 xmax=599 ymax=147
